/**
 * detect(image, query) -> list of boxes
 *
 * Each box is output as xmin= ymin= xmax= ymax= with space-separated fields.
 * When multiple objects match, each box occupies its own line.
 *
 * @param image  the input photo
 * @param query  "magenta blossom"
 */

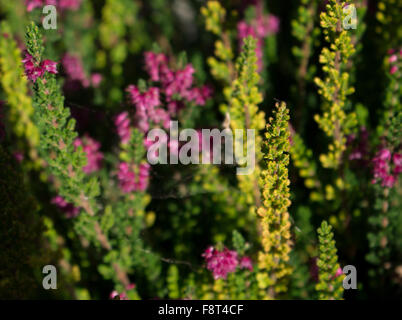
xmin=347 ymin=127 xmax=369 ymax=164
xmin=73 ymin=136 xmax=103 ymax=174
xmin=51 ymin=195 xmax=80 ymax=218
xmin=393 ymin=153 xmax=402 ymax=174
xmin=371 ymin=148 xmax=400 ymax=188
xmin=59 ymin=0 xmax=82 ymax=10
xmin=237 ymin=2 xmax=279 ymax=71
xmin=13 ymin=151 xmax=24 ymax=163
xmin=42 ymin=59 xmax=58 ymax=74
xmin=22 ymin=52 xmax=58 ymax=82
xmin=115 ymin=112 xmax=131 ymax=144
xmin=25 ymin=0 xmax=82 ymax=12
xmin=25 ymin=0 xmax=43 ymax=11
xmin=334 ymin=267 xmax=343 ymax=278
xmin=239 ymin=256 xmax=253 ymax=271
xmin=62 ymin=53 xmax=89 ymax=88
xmin=387 ymin=47 xmax=401 ymax=75
xmin=202 ymin=246 xmax=238 ymax=280
xmin=109 ymin=283 xmax=135 ymax=300
xmin=91 ymin=73 xmax=102 ymax=88
xmin=144 ymin=52 xmax=169 ymax=82
xmin=117 ymin=162 xmax=150 ymax=193
xmin=127 ymin=85 xmax=170 ymax=132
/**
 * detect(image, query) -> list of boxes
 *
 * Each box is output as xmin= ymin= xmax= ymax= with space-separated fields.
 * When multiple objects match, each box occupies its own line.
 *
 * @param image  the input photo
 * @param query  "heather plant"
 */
xmin=315 ymin=221 xmax=344 ymax=300
xmin=0 ymin=0 xmax=401 ymax=300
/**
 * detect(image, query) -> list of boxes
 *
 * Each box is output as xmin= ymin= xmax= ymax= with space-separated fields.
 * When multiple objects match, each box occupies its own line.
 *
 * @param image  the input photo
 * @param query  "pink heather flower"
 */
xmin=237 ymin=3 xmax=279 ymax=71
xmin=389 ymin=54 xmax=398 ymax=64
xmin=29 ymin=67 xmax=45 ymax=82
xmin=142 ymin=52 xmax=211 ymax=111
xmin=255 ymin=14 xmax=280 ymax=37
xmin=59 ymin=0 xmax=82 ymax=10
xmin=109 ymin=290 xmax=119 ymax=299
xmin=388 ymin=48 xmax=401 ymax=75
xmin=137 ymin=163 xmax=151 ymax=191
xmin=115 ymin=112 xmax=131 ymax=144
xmin=42 ymin=59 xmax=58 ymax=74
xmin=109 ymin=283 xmax=135 ymax=300
xmin=382 ymin=175 xmax=396 ymax=188
xmin=348 ymin=127 xmax=369 ymax=164
xmin=109 ymin=290 xmax=128 ymax=300
xmin=185 ymin=86 xmax=213 ymax=106
xmin=127 ymin=85 xmax=170 ymax=132
xmin=91 ymin=73 xmax=102 ymax=88
xmin=73 ymin=136 xmax=103 ymax=174
xmin=387 ymin=49 xmax=395 ymax=55
xmin=202 ymin=246 xmax=238 ymax=280
xmin=117 ymin=162 xmax=135 ymax=193
xmin=376 ymin=148 xmax=391 ymax=161
xmin=13 ymin=151 xmax=24 ymax=163
xmin=334 ymin=267 xmax=343 ymax=278
xmin=144 ymin=52 xmax=169 ymax=82
xmin=117 ymin=162 xmax=150 ymax=193
xmin=371 ymin=148 xmax=400 ymax=188
xmin=239 ymin=256 xmax=253 ymax=271
xmin=62 ymin=53 xmax=89 ymax=88
xmin=22 ymin=52 xmax=58 ymax=82
xmin=126 ymin=283 xmax=136 ymax=290
xmin=51 ymin=195 xmax=80 ymax=218
xmin=25 ymin=0 xmax=43 ymax=12
xmin=393 ymin=153 xmax=402 ymax=174
xmin=26 ymin=0 xmax=81 ymax=12
xmin=163 ymin=65 xmax=195 ymax=98
xmin=372 ymin=155 xmax=390 ymax=181
xmin=22 ymin=53 xmax=43 ymax=82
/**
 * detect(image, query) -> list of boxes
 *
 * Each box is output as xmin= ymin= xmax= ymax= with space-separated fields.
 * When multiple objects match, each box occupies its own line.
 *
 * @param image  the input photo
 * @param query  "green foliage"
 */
xmin=314 ymin=0 xmax=357 ymax=169
xmin=0 ymin=0 xmax=400 ymax=300
xmin=290 ymin=131 xmax=322 ymax=201
xmin=315 ymin=221 xmax=343 ymax=300
xmin=0 ymin=21 xmax=40 ymax=166
xmin=256 ymin=102 xmax=292 ymax=298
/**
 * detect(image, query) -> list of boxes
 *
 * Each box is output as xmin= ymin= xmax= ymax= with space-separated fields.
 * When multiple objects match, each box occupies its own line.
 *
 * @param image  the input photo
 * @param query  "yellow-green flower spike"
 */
xmin=257 ymin=102 xmax=292 ymax=298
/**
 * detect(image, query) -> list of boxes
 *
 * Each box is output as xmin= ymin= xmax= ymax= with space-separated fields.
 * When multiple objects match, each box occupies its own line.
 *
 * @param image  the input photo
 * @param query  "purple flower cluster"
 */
xmin=371 ymin=148 xmax=401 ymax=188
xmin=117 ymin=162 xmax=150 ymax=193
xmin=115 ymin=112 xmax=131 ymax=144
xmin=125 ymin=52 xmax=211 ymax=135
xmin=25 ymin=0 xmax=82 ymax=12
xmin=62 ymin=53 xmax=89 ymax=89
xmin=73 ymin=136 xmax=103 ymax=174
xmin=347 ymin=127 xmax=369 ymax=164
xmin=126 ymin=86 xmax=169 ymax=133
xmin=237 ymin=2 xmax=279 ymax=71
xmin=22 ymin=52 xmax=58 ymax=82
xmin=388 ymin=48 xmax=401 ymax=75
xmin=143 ymin=52 xmax=212 ymax=114
xmin=51 ymin=195 xmax=80 ymax=218
xmin=202 ymin=246 xmax=253 ymax=280
xmin=239 ymin=256 xmax=253 ymax=271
